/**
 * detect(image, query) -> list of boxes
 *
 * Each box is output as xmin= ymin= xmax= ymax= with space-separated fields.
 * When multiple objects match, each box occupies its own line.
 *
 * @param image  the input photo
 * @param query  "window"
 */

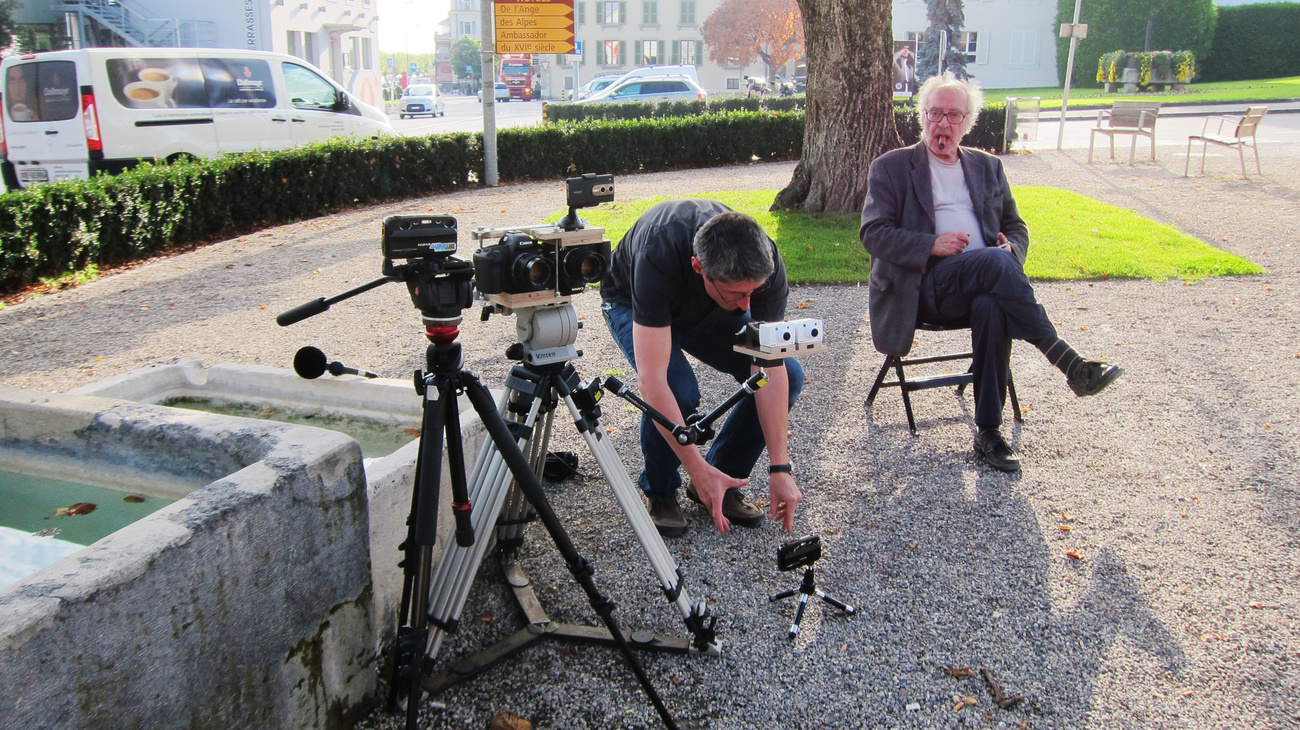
xmin=642 ymin=1 xmax=658 ymax=24
xmin=599 ymin=40 xmax=623 ymax=66
xmin=362 ymin=38 xmax=374 ymax=69
xmin=348 ymin=37 xmax=360 ymax=68
xmin=577 ymin=1 xmax=585 ymax=26
xmin=5 ymin=61 xmax=79 ymax=122
xmin=599 ymin=1 xmax=625 ymax=24
xmin=1007 ymin=31 xmax=1038 ymax=67
xmin=637 ymin=40 xmax=663 ymax=64
xmin=287 ymin=31 xmax=302 ymax=59
xmin=304 ymin=32 xmax=318 ymax=65
xmin=456 ymin=0 xmax=474 ymax=9
xmin=680 ymin=0 xmax=696 ymax=25
xmin=958 ymin=31 xmax=979 ymax=64
xmin=283 ymin=63 xmax=339 ymax=110
xmin=725 ymin=76 xmax=740 ymax=90
xmin=671 ymin=39 xmax=700 ymax=65
xmin=459 ymin=20 xmax=477 ymax=36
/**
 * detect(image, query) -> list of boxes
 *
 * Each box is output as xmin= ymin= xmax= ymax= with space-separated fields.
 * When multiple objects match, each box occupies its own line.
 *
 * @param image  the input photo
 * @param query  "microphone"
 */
xmin=293 ymin=346 xmax=379 ymax=380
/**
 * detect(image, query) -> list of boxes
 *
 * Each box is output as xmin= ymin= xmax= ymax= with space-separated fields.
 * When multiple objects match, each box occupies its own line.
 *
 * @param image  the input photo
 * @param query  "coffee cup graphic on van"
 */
xmin=123 ymin=81 xmax=169 ymax=108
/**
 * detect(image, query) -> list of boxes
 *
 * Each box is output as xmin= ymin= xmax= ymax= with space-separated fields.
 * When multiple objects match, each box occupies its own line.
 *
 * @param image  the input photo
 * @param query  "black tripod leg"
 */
xmin=789 ymin=593 xmax=811 ymax=639
xmin=461 ymin=374 xmax=679 ymax=730
xmin=814 ymin=590 xmax=857 ymax=615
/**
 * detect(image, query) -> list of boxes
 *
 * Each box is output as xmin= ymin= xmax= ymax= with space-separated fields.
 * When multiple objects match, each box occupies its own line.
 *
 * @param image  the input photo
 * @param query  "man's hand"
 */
xmin=932 ymin=231 xmax=970 ymax=257
xmin=768 ymin=472 xmax=801 ymax=532
xmin=995 ymin=232 xmax=1012 ymax=252
xmin=687 ymin=464 xmax=749 ymax=533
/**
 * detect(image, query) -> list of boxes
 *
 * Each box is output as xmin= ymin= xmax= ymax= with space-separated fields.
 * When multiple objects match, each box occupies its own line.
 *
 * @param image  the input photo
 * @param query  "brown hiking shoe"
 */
xmin=646 ymin=497 xmax=687 ymax=537
xmin=685 ymin=480 xmax=764 ymax=528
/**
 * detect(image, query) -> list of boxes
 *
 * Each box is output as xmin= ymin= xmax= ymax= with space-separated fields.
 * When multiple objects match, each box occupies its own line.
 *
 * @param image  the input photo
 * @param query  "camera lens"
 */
xmin=512 ymin=253 xmax=554 ymax=290
xmin=561 ymin=247 xmax=607 ymax=284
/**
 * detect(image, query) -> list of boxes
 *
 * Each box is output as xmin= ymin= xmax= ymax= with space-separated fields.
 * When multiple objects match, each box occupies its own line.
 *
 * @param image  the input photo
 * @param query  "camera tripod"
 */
xmin=414 ymin=298 xmax=730 ymax=689
xmin=279 ymin=257 xmax=694 ymax=729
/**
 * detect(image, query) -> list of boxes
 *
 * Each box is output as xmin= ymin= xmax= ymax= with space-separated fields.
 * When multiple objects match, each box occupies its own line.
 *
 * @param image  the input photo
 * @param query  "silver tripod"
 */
xmin=419 ymin=298 xmax=722 ymax=693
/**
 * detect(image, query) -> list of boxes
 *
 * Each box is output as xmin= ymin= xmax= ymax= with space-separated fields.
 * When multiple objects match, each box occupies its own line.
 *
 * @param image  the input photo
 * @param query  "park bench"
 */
xmin=1088 ymin=101 xmax=1162 ymax=164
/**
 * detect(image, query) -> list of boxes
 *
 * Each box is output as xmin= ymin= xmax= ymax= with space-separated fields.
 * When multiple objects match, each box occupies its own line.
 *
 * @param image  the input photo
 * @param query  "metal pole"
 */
xmin=481 ymin=0 xmax=499 ymax=185
xmin=1057 ymin=0 xmax=1083 ymax=151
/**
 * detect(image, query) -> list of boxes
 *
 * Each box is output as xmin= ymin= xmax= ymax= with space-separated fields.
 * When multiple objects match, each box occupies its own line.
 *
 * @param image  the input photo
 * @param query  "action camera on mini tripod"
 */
xmin=770 ymin=534 xmax=856 ymax=639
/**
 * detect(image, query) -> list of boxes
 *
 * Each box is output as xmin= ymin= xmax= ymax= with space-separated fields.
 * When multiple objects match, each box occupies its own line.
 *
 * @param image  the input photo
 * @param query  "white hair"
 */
xmin=917 ymin=71 xmax=984 ymax=138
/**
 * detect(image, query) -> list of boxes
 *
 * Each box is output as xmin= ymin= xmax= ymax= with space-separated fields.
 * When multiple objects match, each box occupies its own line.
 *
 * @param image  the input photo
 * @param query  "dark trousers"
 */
xmin=918 ymin=248 xmax=1057 ymax=427
xmin=601 ymin=300 xmax=805 ymax=500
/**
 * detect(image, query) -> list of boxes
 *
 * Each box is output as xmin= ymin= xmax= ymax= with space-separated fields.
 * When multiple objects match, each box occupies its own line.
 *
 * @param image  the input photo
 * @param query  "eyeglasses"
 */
xmin=925 ymin=109 xmax=968 ymax=124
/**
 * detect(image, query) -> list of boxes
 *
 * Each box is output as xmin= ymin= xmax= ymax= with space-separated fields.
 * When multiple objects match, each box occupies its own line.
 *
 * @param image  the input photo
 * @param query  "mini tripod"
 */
xmin=769 ymin=534 xmax=856 ymax=639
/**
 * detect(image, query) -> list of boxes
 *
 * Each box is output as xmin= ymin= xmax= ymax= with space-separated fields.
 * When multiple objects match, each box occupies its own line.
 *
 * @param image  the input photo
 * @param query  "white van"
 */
xmin=0 ymin=48 xmax=395 ymax=189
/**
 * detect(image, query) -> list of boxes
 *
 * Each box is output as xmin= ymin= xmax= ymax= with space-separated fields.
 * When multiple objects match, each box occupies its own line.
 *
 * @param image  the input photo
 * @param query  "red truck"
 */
xmin=498 ymin=54 xmax=534 ymax=101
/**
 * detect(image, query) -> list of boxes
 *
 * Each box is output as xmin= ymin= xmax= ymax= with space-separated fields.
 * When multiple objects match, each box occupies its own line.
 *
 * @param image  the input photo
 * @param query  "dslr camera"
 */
xmin=472 ymin=174 xmax=614 ymax=304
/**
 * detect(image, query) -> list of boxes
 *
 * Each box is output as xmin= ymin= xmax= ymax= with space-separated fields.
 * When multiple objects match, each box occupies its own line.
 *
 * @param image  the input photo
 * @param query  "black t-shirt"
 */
xmin=600 ymin=199 xmax=789 ymax=329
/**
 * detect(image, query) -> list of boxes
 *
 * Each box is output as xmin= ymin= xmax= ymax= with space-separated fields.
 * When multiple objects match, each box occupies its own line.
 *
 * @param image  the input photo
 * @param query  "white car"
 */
xmin=578 ymin=76 xmax=707 ymax=104
xmin=398 ymin=84 xmax=444 ymax=118
xmin=477 ymin=82 xmax=510 ymax=102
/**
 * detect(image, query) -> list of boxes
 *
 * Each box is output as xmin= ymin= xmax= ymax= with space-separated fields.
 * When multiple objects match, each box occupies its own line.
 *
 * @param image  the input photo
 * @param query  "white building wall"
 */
xmin=892 ymin=0 xmax=1059 ymax=89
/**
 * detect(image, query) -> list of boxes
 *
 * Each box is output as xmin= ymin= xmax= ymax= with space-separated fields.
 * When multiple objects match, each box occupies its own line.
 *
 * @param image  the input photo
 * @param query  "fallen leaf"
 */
xmin=943 ymin=665 xmax=973 ymax=678
xmin=123 ymin=495 xmax=146 ymax=503
xmin=1058 ymin=524 xmax=1072 ymax=531
xmin=259 ymin=407 xmax=275 ymax=417
xmin=56 ymin=502 xmax=98 ymax=517
xmin=798 ymin=301 xmax=810 ymax=309
xmin=403 ymin=428 xmax=422 ymax=437
xmin=1059 ymin=510 xmax=1074 ymax=521
xmin=1064 ymin=549 xmax=1083 ymax=561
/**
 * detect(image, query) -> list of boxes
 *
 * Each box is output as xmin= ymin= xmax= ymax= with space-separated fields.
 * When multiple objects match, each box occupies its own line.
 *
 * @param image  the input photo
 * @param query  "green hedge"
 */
xmin=1199 ymin=4 xmax=1300 ymax=82
xmin=544 ymin=94 xmax=806 ymax=122
xmin=0 ymin=104 xmax=1008 ymax=295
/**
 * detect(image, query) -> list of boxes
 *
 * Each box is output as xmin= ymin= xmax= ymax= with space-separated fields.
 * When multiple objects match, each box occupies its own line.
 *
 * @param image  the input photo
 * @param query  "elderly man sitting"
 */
xmin=859 ymin=72 xmax=1123 ymax=472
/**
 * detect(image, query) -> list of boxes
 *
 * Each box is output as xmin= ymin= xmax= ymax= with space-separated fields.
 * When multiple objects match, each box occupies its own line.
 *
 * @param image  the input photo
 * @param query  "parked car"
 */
xmin=577 ymin=76 xmax=707 ymax=104
xmin=574 ymin=72 xmax=623 ymax=100
xmin=398 ymin=84 xmax=444 ymax=118
xmin=477 ymin=82 xmax=510 ymax=102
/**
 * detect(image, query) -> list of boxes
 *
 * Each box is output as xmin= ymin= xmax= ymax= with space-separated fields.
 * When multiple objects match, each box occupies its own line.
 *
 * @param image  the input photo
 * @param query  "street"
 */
xmin=384 ymin=92 xmax=547 ymax=135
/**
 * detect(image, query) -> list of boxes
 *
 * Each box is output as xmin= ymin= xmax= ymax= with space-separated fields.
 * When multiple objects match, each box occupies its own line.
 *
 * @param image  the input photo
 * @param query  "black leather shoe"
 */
xmin=1068 ymin=361 xmax=1124 ymax=397
xmin=974 ymin=429 xmax=1020 ymax=473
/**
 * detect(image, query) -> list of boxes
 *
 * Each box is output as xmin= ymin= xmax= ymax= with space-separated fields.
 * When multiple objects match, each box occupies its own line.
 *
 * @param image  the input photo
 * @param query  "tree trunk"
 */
xmin=772 ymin=0 xmax=900 ymax=213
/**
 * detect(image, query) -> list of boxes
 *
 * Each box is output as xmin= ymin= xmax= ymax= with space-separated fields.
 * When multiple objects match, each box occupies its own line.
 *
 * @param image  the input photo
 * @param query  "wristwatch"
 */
xmin=768 ymin=464 xmax=792 ymax=475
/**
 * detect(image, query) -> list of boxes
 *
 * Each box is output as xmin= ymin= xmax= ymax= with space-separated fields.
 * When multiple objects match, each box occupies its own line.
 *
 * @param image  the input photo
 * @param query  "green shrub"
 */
xmin=1200 ymin=4 xmax=1300 ymax=82
xmin=0 ymin=103 xmax=1008 ymax=295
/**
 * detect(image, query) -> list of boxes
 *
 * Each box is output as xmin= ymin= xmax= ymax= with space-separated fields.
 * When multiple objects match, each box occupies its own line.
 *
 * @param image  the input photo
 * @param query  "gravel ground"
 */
xmin=3 ymin=149 xmax=1299 ymax=729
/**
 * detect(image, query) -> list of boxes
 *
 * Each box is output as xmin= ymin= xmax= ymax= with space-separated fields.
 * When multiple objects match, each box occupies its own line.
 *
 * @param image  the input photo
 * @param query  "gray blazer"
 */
xmin=859 ymin=142 xmax=1029 ymax=356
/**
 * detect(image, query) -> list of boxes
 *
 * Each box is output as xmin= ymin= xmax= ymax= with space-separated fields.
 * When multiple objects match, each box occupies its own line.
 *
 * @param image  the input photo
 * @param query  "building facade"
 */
xmin=8 ymin=0 xmax=384 ymax=107
xmin=432 ymin=0 xmax=1068 ymax=100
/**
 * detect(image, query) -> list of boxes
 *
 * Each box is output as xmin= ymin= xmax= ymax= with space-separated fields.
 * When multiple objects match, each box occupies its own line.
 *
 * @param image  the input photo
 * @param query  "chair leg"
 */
xmin=893 ymin=360 xmax=919 ymax=436
xmin=1199 ymin=140 xmax=1208 ymax=175
xmin=1184 ymin=138 xmax=1192 ymax=176
xmin=1252 ymin=141 xmax=1262 ymax=175
xmin=1008 ymin=372 xmax=1022 ymax=422
xmin=866 ymin=357 xmax=894 ymax=407
xmin=1149 ymin=132 xmax=1156 ymax=161
xmin=1128 ymin=134 xmax=1137 ymax=165
xmin=1088 ymin=130 xmax=1096 ymax=163
xmin=1239 ymin=144 xmax=1247 ymax=178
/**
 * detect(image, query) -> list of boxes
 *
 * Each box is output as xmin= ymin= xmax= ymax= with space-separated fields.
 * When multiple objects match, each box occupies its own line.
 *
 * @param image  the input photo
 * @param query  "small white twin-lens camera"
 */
xmin=787 ymin=318 xmax=824 ymax=344
xmin=754 ymin=322 xmax=795 ymax=348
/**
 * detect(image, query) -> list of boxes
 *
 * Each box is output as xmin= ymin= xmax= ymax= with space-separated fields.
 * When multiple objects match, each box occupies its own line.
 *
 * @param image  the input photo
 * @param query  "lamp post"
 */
xmin=1057 ymin=0 xmax=1084 ymax=151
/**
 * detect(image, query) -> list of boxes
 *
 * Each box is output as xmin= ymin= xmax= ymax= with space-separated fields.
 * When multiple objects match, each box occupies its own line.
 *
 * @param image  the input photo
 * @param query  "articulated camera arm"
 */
xmin=601 ymin=372 xmax=766 ymax=446
xmin=275 ymin=274 xmax=398 ymax=326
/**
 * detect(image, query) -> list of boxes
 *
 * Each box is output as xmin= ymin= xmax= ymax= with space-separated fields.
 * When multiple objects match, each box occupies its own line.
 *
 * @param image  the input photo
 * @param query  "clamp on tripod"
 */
xmin=769 ymin=534 xmax=856 ymax=640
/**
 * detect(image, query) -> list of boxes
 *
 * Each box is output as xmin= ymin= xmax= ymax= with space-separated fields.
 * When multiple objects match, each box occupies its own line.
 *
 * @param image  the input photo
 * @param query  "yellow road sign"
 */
xmin=497 ymin=16 xmax=574 ymax=29
xmin=495 ymin=28 xmax=574 ymax=42
xmin=496 ymin=2 xmax=573 ymax=16
xmin=496 ymin=40 xmax=576 ymax=54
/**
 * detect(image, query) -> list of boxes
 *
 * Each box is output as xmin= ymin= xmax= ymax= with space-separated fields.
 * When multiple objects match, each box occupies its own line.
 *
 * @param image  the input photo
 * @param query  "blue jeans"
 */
xmin=601 ymin=299 xmax=805 ymax=501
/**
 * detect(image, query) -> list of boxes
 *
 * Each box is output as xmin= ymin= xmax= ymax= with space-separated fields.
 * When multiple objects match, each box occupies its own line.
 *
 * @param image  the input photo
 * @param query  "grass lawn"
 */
xmin=561 ymin=188 xmax=1262 ymax=284
xmin=981 ymin=75 xmax=1300 ymax=110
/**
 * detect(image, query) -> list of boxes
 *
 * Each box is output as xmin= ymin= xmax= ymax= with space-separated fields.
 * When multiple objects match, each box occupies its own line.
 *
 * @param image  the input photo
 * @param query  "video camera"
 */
xmin=472 ymin=174 xmax=614 ymax=305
